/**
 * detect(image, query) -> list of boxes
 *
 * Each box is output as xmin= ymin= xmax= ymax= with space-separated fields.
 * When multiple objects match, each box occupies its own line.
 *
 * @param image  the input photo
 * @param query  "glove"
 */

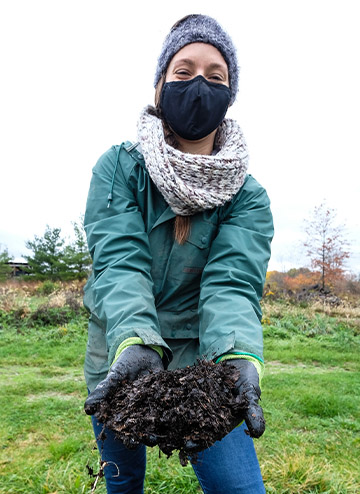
xmin=184 ymin=358 xmax=265 ymax=454
xmin=84 ymin=344 xmax=164 ymax=416
xmin=226 ymin=359 xmax=265 ymax=438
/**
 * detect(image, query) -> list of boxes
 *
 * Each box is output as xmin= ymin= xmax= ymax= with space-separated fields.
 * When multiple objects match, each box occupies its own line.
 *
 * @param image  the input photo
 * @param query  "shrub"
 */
xmin=36 ymin=280 xmax=60 ymax=296
xmin=29 ymin=304 xmax=78 ymax=326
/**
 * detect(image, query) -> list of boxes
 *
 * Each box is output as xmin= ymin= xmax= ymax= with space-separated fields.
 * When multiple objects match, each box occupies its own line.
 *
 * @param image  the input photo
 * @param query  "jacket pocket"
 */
xmin=158 ymin=308 xmax=199 ymax=339
xmin=166 ymin=219 xmax=217 ymax=284
xmin=185 ymin=225 xmax=213 ymax=250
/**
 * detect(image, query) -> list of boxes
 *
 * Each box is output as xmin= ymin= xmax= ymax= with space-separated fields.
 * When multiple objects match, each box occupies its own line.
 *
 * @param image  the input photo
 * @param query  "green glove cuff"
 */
xmin=112 ymin=337 xmax=164 ymax=366
xmin=215 ymin=353 xmax=265 ymax=386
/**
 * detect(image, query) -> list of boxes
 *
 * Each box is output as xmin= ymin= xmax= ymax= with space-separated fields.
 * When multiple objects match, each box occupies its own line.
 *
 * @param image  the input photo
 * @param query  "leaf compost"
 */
xmin=93 ymin=360 xmax=248 ymax=465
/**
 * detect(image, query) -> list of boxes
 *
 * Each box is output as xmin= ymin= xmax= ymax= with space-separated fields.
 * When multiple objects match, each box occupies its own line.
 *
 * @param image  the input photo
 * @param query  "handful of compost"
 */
xmin=85 ymin=346 xmax=265 ymax=466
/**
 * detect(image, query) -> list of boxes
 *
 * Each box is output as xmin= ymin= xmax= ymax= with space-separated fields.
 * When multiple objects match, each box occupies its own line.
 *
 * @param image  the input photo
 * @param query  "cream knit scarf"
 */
xmin=137 ymin=106 xmax=249 ymax=216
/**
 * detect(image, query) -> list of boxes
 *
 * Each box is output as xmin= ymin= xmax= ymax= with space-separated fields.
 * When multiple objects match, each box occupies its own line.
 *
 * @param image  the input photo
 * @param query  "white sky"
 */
xmin=1 ymin=0 xmax=359 ymax=273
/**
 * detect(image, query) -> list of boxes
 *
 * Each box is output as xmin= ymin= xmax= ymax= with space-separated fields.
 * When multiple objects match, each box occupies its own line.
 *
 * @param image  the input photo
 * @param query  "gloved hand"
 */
xmin=226 ymin=359 xmax=265 ymax=438
xmin=84 ymin=344 xmax=164 ymax=416
xmin=184 ymin=358 xmax=265 ymax=454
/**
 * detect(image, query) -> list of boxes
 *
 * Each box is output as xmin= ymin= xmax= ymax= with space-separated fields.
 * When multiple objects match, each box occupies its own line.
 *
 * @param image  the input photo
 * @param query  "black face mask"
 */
xmin=160 ymin=75 xmax=231 ymax=141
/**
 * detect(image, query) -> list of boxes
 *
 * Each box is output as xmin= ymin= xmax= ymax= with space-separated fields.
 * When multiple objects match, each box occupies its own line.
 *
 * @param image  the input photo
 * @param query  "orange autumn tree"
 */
xmin=304 ymin=202 xmax=350 ymax=291
xmin=265 ymin=268 xmax=319 ymax=296
xmin=283 ymin=270 xmax=319 ymax=293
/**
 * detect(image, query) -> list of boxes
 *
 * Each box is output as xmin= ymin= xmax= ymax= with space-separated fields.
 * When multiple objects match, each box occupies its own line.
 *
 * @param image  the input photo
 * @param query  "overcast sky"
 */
xmin=1 ymin=0 xmax=359 ymax=273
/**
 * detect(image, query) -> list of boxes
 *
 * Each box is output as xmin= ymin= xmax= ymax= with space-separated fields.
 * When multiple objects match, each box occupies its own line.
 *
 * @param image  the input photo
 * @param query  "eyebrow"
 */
xmin=173 ymin=59 xmax=227 ymax=71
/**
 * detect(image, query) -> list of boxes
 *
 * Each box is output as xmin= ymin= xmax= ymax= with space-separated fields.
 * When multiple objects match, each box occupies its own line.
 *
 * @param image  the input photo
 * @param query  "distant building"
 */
xmin=7 ymin=259 xmax=30 ymax=277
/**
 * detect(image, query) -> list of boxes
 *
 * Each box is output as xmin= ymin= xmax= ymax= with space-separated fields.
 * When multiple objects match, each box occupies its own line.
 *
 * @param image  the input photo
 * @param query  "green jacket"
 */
xmin=83 ymin=142 xmax=274 ymax=392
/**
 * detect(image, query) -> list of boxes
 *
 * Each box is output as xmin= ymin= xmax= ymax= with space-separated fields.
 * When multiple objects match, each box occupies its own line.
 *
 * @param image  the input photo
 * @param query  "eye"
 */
xmin=209 ymin=75 xmax=223 ymax=82
xmin=208 ymin=74 xmax=224 ymax=82
xmin=175 ymin=70 xmax=191 ymax=77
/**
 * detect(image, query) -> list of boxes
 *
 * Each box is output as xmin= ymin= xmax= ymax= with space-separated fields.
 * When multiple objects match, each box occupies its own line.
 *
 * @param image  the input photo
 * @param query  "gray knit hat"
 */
xmin=154 ymin=14 xmax=239 ymax=105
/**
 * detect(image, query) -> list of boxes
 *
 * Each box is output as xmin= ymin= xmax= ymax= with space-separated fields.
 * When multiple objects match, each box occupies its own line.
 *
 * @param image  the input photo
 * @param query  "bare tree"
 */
xmin=304 ymin=202 xmax=350 ymax=291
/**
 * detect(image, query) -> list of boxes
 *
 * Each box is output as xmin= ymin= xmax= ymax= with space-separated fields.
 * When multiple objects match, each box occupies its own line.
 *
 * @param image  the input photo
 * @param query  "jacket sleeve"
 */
xmin=84 ymin=145 xmax=171 ymax=365
xmin=198 ymin=175 xmax=274 ymax=362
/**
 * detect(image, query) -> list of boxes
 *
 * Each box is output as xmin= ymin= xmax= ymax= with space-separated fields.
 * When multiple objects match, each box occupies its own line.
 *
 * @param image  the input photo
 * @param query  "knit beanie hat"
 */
xmin=154 ymin=14 xmax=239 ymax=105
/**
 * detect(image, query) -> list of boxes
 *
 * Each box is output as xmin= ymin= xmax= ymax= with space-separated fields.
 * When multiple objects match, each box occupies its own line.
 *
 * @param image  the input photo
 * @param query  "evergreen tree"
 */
xmin=25 ymin=226 xmax=67 ymax=280
xmin=63 ymin=218 xmax=92 ymax=279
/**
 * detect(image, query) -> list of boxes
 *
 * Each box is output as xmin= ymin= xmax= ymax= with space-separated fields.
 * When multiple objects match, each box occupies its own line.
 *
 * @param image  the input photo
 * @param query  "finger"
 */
xmin=84 ymin=380 xmax=113 ymax=415
xmin=84 ymin=393 xmax=100 ymax=415
xmin=244 ymin=403 xmax=266 ymax=438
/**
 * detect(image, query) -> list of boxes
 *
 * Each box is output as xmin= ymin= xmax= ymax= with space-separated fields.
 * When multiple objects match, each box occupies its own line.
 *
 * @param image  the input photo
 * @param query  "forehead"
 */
xmin=169 ymin=42 xmax=228 ymax=70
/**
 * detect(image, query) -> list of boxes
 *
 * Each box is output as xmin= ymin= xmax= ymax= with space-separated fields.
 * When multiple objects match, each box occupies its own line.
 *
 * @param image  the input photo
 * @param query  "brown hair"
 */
xmin=154 ymin=75 xmax=191 ymax=245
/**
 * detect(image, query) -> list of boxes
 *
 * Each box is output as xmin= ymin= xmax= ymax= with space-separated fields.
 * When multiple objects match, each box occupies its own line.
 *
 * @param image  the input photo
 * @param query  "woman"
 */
xmin=83 ymin=14 xmax=273 ymax=494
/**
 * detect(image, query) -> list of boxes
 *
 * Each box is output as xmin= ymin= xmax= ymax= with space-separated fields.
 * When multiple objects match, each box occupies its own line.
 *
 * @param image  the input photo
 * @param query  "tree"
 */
xmin=63 ymin=218 xmax=92 ymax=279
xmin=304 ymin=202 xmax=350 ymax=291
xmin=24 ymin=220 xmax=92 ymax=281
xmin=25 ymin=226 xmax=67 ymax=280
xmin=0 ymin=247 xmax=13 ymax=281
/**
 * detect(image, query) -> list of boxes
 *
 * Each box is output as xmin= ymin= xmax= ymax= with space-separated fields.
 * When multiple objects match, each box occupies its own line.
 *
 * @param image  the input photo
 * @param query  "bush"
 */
xmin=0 ymin=280 xmax=88 ymax=330
xmin=29 ymin=304 xmax=77 ymax=326
xmin=36 ymin=280 xmax=60 ymax=296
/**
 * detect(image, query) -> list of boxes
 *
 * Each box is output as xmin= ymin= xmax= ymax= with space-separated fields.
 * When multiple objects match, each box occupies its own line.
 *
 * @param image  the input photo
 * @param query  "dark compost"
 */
xmin=94 ymin=360 xmax=248 ymax=466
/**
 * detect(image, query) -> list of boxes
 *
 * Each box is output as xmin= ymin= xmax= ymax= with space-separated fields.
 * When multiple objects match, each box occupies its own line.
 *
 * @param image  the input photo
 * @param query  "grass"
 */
xmin=0 ymin=286 xmax=359 ymax=493
xmin=259 ymin=299 xmax=360 ymax=493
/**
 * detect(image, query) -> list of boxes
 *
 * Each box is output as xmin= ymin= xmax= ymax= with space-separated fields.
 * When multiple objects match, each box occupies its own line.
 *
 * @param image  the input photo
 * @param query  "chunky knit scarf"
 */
xmin=137 ymin=106 xmax=249 ymax=216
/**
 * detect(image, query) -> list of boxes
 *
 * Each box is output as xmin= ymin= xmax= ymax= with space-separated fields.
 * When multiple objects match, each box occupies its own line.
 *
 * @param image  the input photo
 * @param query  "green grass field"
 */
xmin=0 ymin=287 xmax=359 ymax=493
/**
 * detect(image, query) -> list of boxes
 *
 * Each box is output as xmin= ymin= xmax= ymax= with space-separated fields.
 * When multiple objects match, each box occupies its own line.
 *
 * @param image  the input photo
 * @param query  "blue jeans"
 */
xmin=91 ymin=417 xmax=265 ymax=493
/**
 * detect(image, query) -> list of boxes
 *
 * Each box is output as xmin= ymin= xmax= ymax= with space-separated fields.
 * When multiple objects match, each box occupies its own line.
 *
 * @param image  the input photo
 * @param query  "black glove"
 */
xmin=184 ymin=358 xmax=265 ymax=454
xmin=84 ymin=344 xmax=164 ymax=416
xmin=226 ymin=359 xmax=265 ymax=438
